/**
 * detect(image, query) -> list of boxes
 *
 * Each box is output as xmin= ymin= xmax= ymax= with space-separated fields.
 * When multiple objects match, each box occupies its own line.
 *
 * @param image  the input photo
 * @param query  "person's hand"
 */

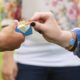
xmin=2 ymin=52 xmax=18 ymax=80
xmin=31 ymin=12 xmax=63 ymax=43
xmin=31 ymin=12 xmax=73 ymax=48
xmin=0 ymin=22 xmax=25 ymax=51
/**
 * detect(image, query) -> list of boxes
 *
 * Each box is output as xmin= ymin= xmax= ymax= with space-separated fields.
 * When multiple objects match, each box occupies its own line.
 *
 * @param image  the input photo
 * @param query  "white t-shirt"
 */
xmin=14 ymin=0 xmax=80 ymax=67
xmin=14 ymin=29 xmax=80 ymax=67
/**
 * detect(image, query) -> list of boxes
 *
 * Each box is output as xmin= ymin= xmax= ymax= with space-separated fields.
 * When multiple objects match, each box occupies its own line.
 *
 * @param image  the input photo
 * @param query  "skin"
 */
xmin=2 ymin=51 xmax=17 ymax=80
xmin=0 ymin=22 xmax=25 ymax=51
xmin=31 ymin=12 xmax=74 ymax=48
xmin=1 ymin=22 xmax=24 ymax=80
xmin=2 ymin=12 xmax=76 ymax=80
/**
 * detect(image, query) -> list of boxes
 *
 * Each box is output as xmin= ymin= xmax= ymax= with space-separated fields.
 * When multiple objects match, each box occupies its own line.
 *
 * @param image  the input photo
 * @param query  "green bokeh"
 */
xmin=0 ymin=52 xmax=3 ymax=80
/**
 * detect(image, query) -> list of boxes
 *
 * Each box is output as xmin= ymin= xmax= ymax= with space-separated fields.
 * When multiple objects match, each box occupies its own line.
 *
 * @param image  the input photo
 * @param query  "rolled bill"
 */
xmin=16 ymin=21 xmax=32 ymax=36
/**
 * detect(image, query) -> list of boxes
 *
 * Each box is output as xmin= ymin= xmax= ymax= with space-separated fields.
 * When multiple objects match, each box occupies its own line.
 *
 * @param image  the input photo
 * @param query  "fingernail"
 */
xmin=30 ymin=22 xmax=36 ymax=27
xmin=38 ymin=30 xmax=42 ymax=34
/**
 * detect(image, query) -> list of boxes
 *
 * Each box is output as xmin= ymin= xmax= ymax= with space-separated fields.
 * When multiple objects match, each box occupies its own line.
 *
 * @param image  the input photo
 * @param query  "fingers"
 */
xmin=6 ymin=76 xmax=15 ymax=80
xmin=31 ymin=22 xmax=45 ymax=33
xmin=2 ymin=69 xmax=17 ymax=80
xmin=31 ymin=12 xmax=52 ymax=21
xmin=2 ymin=63 xmax=17 ymax=80
xmin=10 ymin=23 xmax=17 ymax=30
xmin=13 ymin=66 xmax=18 ymax=78
xmin=15 ymin=32 xmax=25 ymax=43
xmin=30 ymin=22 xmax=36 ymax=26
xmin=9 ymin=20 xmax=18 ymax=31
xmin=13 ymin=71 xmax=18 ymax=78
xmin=32 ymin=22 xmax=43 ymax=32
xmin=2 ymin=72 xmax=15 ymax=80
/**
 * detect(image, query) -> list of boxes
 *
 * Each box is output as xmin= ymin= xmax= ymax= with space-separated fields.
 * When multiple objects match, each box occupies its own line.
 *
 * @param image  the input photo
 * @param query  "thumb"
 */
xmin=10 ymin=21 xmax=18 ymax=30
xmin=31 ymin=22 xmax=44 ymax=33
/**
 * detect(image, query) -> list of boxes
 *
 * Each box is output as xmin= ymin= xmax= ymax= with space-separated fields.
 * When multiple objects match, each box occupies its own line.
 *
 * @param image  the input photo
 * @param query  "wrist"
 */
xmin=65 ymin=31 xmax=77 ymax=51
xmin=58 ymin=31 xmax=77 ymax=51
xmin=56 ymin=31 xmax=73 ymax=48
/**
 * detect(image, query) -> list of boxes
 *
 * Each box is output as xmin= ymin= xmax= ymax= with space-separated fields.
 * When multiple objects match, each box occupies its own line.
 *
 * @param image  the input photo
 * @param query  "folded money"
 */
xmin=16 ymin=21 xmax=32 ymax=36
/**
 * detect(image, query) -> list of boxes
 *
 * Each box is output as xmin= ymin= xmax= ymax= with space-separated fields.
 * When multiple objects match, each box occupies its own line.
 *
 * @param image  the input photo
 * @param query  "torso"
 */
xmin=14 ymin=0 xmax=80 ymax=67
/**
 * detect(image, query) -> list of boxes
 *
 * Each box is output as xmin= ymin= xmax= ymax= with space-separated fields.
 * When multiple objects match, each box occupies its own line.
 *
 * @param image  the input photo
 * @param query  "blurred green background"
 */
xmin=0 ymin=0 xmax=3 ymax=79
xmin=0 ymin=53 xmax=3 ymax=80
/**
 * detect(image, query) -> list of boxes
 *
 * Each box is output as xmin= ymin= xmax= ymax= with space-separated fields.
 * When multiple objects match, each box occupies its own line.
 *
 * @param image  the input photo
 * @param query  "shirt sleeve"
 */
xmin=72 ymin=28 xmax=80 ymax=58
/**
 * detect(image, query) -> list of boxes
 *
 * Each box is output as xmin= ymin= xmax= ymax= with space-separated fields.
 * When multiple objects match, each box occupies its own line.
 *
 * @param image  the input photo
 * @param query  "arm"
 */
xmin=2 ymin=51 xmax=18 ymax=80
xmin=31 ymin=12 xmax=77 ymax=51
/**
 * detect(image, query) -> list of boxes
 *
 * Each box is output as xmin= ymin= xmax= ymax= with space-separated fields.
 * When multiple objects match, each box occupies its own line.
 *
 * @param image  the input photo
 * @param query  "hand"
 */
xmin=0 ymin=22 xmax=25 ymax=51
xmin=31 ymin=12 xmax=63 ymax=43
xmin=31 ymin=12 xmax=73 ymax=48
xmin=2 ymin=52 xmax=18 ymax=80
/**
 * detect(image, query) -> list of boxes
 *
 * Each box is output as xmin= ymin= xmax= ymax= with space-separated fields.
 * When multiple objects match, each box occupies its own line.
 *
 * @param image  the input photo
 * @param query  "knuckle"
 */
xmin=48 ymin=12 xmax=53 ymax=16
xmin=2 ymin=69 xmax=12 ymax=75
xmin=6 ymin=72 xmax=12 ymax=76
xmin=2 ymin=71 xmax=11 ymax=76
xmin=2 ymin=70 xmax=7 ymax=74
xmin=34 ymin=12 xmax=41 ymax=16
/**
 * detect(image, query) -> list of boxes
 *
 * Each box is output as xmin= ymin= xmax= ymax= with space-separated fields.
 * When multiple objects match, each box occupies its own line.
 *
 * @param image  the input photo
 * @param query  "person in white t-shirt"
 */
xmin=2 ymin=20 xmax=80 ymax=80
xmin=2 ymin=0 xmax=80 ymax=80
